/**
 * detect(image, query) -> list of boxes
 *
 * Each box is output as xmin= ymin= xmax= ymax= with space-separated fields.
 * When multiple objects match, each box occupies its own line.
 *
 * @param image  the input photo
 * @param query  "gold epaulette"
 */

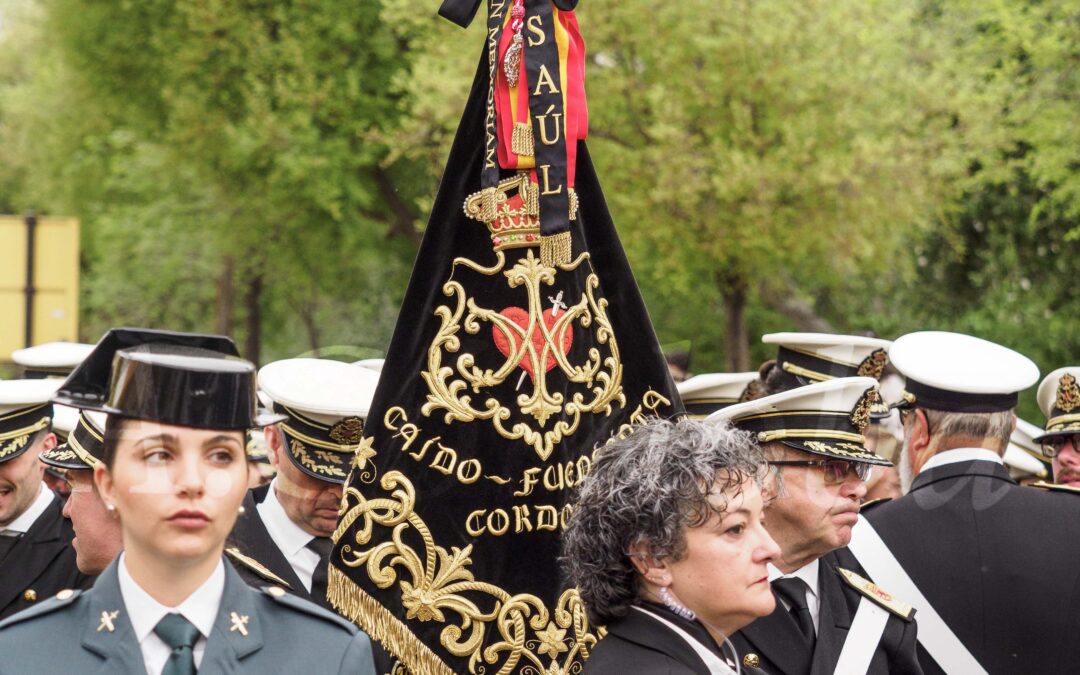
xmin=860 ymin=497 xmax=891 ymax=510
xmin=1032 ymin=480 xmax=1080 ymax=495
xmin=837 ymin=568 xmax=915 ymax=621
xmin=226 ymin=547 xmax=293 ymax=589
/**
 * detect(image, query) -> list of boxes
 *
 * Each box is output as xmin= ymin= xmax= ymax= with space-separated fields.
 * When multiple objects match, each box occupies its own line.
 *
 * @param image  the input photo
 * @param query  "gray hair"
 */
xmin=562 ymin=418 xmax=765 ymax=626
xmin=925 ymin=410 xmax=1013 ymax=452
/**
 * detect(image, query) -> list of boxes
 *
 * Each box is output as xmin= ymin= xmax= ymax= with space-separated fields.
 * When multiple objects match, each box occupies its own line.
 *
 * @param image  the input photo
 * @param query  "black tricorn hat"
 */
xmin=53 ymin=328 xmax=276 ymax=430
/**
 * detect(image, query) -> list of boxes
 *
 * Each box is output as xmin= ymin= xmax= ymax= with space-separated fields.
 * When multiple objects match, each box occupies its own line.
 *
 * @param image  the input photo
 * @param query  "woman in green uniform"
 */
xmin=0 ymin=329 xmax=375 ymax=675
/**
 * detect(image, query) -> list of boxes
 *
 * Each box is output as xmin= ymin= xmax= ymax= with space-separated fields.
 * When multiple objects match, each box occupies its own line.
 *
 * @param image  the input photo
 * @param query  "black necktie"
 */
xmin=306 ymin=536 xmax=333 ymax=604
xmin=0 ymin=531 xmax=21 ymax=563
xmin=154 ymin=613 xmax=200 ymax=675
xmin=772 ymin=577 xmax=816 ymax=644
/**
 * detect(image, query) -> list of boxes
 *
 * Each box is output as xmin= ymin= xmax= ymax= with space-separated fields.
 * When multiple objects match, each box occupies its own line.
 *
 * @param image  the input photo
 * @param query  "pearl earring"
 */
xmin=238 ymin=505 xmax=246 ymax=515
xmin=106 ymin=503 xmax=116 ymax=512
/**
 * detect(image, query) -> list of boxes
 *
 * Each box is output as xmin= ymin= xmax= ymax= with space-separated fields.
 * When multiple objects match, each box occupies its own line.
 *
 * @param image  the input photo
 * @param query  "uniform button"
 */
xmin=23 ymin=589 xmax=37 ymax=602
xmin=56 ymin=589 xmax=74 ymax=600
xmin=743 ymin=653 xmax=761 ymax=668
xmin=267 ymin=587 xmax=286 ymax=597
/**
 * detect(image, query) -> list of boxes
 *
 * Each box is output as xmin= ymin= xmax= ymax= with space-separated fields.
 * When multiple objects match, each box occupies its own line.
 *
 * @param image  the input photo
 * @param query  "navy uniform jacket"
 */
xmin=0 ymin=556 xmax=376 ymax=674
xmin=226 ymin=484 xmax=311 ymax=596
xmin=0 ymin=492 xmax=93 ymax=621
xmin=730 ymin=548 xmax=922 ymax=675
xmin=584 ymin=602 xmax=766 ymax=675
xmin=227 ymin=484 xmax=402 ymax=675
xmin=864 ymin=459 xmax=1080 ymax=675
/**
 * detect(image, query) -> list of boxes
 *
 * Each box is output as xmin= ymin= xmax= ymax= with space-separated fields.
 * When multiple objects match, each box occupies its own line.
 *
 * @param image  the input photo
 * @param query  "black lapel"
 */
xmin=809 ymin=559 xmax=855 ymax=675
xmin=226 ymin=484 xmax=307 ymax=596
xmin=736 ymin=589 xmax=813 ymax=675
xmin=0 ymin=495 xmax=68 ymax=611
xmin=606 ymin=605 xmax=717 ymax=675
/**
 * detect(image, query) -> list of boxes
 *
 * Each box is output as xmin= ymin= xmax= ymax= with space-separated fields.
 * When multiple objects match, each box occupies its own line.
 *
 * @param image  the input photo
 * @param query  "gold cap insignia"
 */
xmin=743 ymin=653 xmax=761 ymax=668
xmin=856 ymin=349 xmax=888 ymax=380
xmin=328 ymin=417 xmax=364 ymax=445
xmin=837 ymin=568 xmax=914 ymax=620
xmin=850 ymin=389 xmax=879 ymax=433
xmin=1057 ymin=374 xmax=1080 ymax=414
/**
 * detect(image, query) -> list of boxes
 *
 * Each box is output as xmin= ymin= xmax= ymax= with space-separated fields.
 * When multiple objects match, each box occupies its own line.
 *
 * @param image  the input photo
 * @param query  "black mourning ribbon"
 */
xmin=439 ymin=0 xmax=581 ymax=28
xmin=307 ymin=536 xmax=334 ymax=603
xmin=772 ymin=577 xmax=816 ymax=646
xmin=154 ymin=613 xmax=200 ymax=675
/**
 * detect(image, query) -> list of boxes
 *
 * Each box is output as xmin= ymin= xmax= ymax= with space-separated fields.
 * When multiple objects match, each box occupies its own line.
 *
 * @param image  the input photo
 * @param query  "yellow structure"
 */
xmin=0 ymin=215 xmax=80 ymax=358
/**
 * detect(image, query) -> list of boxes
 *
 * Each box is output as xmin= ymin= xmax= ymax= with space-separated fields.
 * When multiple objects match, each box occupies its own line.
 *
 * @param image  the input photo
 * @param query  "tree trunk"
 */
xmin=215 ymin=256 xmax=234 ymax=337
xmin=719 ymin=274 xmax=750 ymax=372
xmin=244 ymin=273 xmax=263 ymax=365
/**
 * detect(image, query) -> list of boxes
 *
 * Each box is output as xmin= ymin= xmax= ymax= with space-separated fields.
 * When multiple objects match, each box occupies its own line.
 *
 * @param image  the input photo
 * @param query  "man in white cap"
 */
xmin=10 ymin=341 xmax=94 ymax=380
xmin=757 ymin=332 xmax=892 ymax=396
xmin=0 ymin=379 xmax=91 ymax=619
xmin=711 ymin=378 xmax=921 ymax=674
xmin=676 ymin=371 xmax=761 ymax=419
xmin=227 ymin=358 xmax=379 ymax=606
xmin=852 ymin=332 xmax=1080 ymax=674
xmin=1034 ymin=367 xmax=1080 ymax=489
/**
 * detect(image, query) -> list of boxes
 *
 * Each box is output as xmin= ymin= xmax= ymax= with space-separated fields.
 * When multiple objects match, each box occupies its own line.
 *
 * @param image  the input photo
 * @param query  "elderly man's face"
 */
xmin=762 ymin=446 xmax=866 ymax=572
xmin=1051 ymin=435 xmax=1080 ymax=488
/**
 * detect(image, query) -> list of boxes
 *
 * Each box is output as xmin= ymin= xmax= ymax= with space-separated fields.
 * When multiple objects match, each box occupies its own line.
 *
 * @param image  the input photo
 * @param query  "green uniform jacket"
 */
xmin=0 ymin=556 xmax=376 ymax=675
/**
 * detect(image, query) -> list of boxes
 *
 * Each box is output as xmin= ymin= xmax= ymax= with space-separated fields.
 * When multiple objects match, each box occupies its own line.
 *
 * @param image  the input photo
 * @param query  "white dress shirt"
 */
xmin=921 ymin=447 xmax=1004 ymax=472
xmin=768 ymin=558 xmax=821 ymax=634
xmin=117 ymin=553 xmax=225 ymax=675
xmin=2 ymin=482 xmax=54 ymax=534
xmin=256 ymin=477 xmax=320 ymax=591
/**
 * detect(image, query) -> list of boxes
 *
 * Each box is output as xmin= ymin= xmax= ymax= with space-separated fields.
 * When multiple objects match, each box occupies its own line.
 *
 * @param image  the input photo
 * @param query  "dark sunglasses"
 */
xmin=768 ymin=459 xmax=873 ymax=485
xmin=1042 ymin=435 xmax=1079 ymax=458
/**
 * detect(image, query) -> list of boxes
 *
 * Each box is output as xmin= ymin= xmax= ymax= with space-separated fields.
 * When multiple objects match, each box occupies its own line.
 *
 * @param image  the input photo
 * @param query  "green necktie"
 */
xmin=154 ymin=613 xmax=200 ymax=675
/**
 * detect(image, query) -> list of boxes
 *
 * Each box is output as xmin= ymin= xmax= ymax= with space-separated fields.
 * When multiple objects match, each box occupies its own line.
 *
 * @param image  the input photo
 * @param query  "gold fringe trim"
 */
xmin=511 ymin=122 xmax=535 ymax=158
xmin=327 ymin=566 xmax=453 ymax=675
xmin=540 ymin=231 xmax=573 ymax=267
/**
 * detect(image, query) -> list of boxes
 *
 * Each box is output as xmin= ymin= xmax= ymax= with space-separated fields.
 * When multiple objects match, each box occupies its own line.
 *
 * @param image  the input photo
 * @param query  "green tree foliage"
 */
xmin=1 ymin=0 xmax=1076 ymax=416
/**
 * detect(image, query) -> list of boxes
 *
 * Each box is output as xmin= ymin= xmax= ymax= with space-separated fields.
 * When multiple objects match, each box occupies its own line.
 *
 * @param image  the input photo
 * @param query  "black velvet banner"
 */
xmin=327 ymin=7 xmax=681 ymax=674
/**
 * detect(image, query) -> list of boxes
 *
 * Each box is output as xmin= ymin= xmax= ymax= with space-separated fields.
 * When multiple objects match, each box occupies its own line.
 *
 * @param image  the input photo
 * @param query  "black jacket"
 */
xmin=730 ymin=549 xmax=922 ymax=675
xmin=226 ymin=484 xmax=402 ymax=675
xmin=585 ymin=602 xmax=765 ymax=675
xmin=0 ymin=492 xmax=93 ymax=621
xmin=226 ymin=484 xmax=310 ymax=599
xmin=864 ymin=459 xmax=1080 ymax=675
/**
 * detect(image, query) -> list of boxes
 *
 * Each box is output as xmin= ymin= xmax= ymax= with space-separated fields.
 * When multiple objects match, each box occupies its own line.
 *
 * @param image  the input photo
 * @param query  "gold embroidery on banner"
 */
xmin=421 ymin=250 xmax=625 ymax=462
xmin=332 ymin=469 xmax=598 ymax=674
xmin=1057 ymin=374 xmax=1080 ymax=413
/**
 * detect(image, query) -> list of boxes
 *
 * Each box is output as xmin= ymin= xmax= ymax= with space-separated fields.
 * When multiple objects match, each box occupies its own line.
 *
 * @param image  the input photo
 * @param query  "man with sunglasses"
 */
xmin=711 ymin=377 xmax=922 ymax=674
xmin=1034 ymin=367 xmax=1080 ymax=489
xmin=852 ymin=332 xmax=1080 ymax=675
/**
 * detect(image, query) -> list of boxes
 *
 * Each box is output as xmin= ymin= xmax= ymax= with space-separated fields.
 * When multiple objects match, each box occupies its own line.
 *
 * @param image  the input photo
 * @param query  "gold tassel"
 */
xmin=524 ymin=178 xmax=539 ymax=216
xmin=540 ymin=231 xmax=573 ymax=267
xmin=511 ymin=122 xmax=535 ymax=158
xmin=327 ymin=566 xmax=454 ymax=675
xmin=478 ymin=187 xmax=498 ymax=224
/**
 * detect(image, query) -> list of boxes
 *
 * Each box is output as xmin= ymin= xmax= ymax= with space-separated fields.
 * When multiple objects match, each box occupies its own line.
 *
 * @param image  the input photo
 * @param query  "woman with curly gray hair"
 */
xmin=564 ymin=418 xmax=780 ymax=674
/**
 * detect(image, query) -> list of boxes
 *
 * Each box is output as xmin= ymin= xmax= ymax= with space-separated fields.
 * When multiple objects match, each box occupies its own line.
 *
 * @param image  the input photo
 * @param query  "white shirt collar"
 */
xmin=118 ymin=553 xmax=225 ymax=643
xmin=921 ymin=447 xmax=1004 ymax=473
xmin=767 ymin=558 xmax=820 ymax=597
xmin=4 ymin=483 xmax=54 ymax=533
xmin=258 ymin=477 xmax=317 ymax=557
